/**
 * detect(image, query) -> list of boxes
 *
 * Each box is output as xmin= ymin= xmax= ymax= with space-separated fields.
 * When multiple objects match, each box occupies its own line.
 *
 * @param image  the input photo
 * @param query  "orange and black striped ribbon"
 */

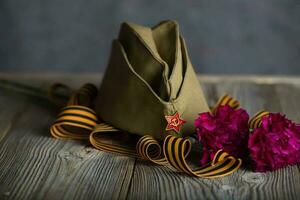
xmin=163 ymin=136 xmax=242 ymax=178
xmin=249 ymin=110 xmax=269 ymax=129
xmin=50 ymin=84 xmax=242 ymax=178
xmin=212 ymin=94 xmax=240 ymax=114
xmin=50 ymin=84 xmax=98 ymax=140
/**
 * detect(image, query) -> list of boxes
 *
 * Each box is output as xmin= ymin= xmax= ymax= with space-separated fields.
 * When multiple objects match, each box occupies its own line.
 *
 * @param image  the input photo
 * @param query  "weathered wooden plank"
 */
xmin=0 ymin=79 xmax=135 ymax=200
xmin=0 ymin=75 xmax=300 ymax=200
xmin=0 ymin=93 xmax=25 ymax=143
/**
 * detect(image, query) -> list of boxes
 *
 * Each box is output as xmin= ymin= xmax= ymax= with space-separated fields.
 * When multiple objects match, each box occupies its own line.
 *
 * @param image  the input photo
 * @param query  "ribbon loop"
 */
xmin=50 ymin=105 xmax=98 ymax=139
xmin=163 ymin=135 xmax=242 ymax=178
xmin=136 ymin=135 xmax=168 ymax=165
xmin=249 ymin=110 xmax=269 ymax=129
xmin=212 ymin=94 xmax=240 ymax=114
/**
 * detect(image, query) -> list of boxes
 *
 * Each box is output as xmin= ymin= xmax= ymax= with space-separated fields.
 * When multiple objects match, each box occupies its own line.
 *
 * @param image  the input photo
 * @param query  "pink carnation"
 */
xmin=195 ymin=105 xmax=250 ymax=165
xmin=248 ymin=113 xmax=300 ymax=172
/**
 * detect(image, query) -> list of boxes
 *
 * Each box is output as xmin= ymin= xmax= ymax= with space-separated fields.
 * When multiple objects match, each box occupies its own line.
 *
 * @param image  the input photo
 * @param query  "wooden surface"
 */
xmin=0 ymin=74 xmax=299 ymax=200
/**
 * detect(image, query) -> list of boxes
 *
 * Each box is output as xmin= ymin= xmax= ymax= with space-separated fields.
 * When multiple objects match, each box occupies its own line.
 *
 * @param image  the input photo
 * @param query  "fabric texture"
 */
xmin=95 ymin=20 xmax=209 ymax=140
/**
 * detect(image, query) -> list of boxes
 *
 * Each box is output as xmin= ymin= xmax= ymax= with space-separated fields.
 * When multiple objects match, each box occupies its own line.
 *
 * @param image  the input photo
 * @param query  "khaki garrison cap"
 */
xmin=95 ymin=20 xmax=209 ymax=140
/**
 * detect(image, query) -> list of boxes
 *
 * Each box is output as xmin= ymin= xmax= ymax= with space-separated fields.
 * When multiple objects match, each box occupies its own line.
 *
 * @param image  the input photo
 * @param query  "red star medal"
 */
xmin=165 ymin=112 xmax=186 ymax=133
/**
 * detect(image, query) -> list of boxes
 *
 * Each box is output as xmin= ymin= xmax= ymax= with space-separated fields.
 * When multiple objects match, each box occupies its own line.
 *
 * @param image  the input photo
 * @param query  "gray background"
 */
xmin=0 ymin=0 xmax=299 ymax=74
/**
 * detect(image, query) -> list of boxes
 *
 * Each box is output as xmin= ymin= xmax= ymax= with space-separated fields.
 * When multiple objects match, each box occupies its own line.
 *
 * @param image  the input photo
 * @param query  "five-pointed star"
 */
xmin=165 ymin=112 xmax=186 ymax=133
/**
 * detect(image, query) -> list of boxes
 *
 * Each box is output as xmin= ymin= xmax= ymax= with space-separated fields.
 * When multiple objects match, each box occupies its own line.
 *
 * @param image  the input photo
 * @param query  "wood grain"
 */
xmin=0 ymin=74 xmax=299 ymax=200
xmin=0 ymin=77 xmax=135 ymax=200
